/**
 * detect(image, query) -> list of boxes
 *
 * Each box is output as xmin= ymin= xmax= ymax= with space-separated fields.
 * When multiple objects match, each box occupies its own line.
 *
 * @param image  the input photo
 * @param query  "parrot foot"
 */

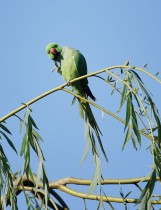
xmin=67 ymin=81 xmax=71 ymax=86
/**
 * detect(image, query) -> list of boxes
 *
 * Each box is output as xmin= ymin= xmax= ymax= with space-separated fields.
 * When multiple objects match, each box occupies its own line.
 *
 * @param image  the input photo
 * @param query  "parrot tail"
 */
xmin=83 ymin=85 xmax=96 ymax=101
xmin=78 ymin=98 xmax=108 ymax=162
xmin=72 ymin=84 xmax=108 ymax=162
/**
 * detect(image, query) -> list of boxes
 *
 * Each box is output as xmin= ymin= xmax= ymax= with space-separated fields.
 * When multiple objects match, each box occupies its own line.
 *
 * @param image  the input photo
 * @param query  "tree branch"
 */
xmin=15 ymin=184 xmax=161 ymax=205
xmin=56 ymin=185 xmax=161 ymax=204
xmin=1 ymin=174 xmax=161 ymax=208
xmin=50 ymin=176 xmax=160 ymax=186
xmin=1 ymin=65 xmax=160 ymax=123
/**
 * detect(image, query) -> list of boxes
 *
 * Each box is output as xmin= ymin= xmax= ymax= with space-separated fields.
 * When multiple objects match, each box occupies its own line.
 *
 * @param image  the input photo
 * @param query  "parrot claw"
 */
xmin=51 ymin=66 xmax=57 ymax=72
xmin=67 ymin=81 xmax=71 ymax=86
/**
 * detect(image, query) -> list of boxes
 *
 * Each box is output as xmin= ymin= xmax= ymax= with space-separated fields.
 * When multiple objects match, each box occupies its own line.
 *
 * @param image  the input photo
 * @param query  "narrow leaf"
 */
xmin=143 ymin=64 xmax=148 ymax=68
xmin=35 ymin=160 xmax=42 ymax=191
xmin=0 ymin=123 xmax=12 ymax=135
xmin=152 ymin=106 xmax=161 ymax=145
xmin=119 ymin=83 xmax=127 ymax=111
xmin=0 ymin=131 xmax=17 ymax=154
xmin=132 ymin=107 xmax=141 ymax=146
xmin=124 ymin=92 xmax=132 ymax=131
xmin=131 ymin=136 xmax=137 ymax=150
xmin=42 ymin=166 xmax=49 ymax=208
xmin=20 ymin=133 xmax=27 ymax=156
xmin=32 ymin=129 xmax=43 ymax=141
xmin=124 ymin=191 xmax=132 ymax=199
xmin=89 ymin=152 xmax=101 ymax=194
xmin=122 ymin=127 xmax=131 ymax=150
xmin=137 ymin=170 xmax=156 ymax=204
xmin=129 ymin=70 xmax=144 ymax=84
xmin=124 ymin=60 xmax=129 ymax=66
xmin=28 ymin=114 xmax=39 ymax=130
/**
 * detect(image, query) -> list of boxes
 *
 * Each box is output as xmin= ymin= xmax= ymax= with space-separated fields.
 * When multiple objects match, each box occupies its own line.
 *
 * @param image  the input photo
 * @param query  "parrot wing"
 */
xmin=71 ymin=50 xmax=96 ymax=100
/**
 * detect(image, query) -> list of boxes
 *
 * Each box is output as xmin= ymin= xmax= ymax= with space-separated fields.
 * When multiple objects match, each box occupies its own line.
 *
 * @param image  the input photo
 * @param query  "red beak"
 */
xmin=50 ymin=48 xmax=57 ymax=55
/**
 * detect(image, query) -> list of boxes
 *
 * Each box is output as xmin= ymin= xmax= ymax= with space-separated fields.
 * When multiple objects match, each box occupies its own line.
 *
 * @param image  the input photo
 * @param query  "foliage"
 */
xmin=0 ymin=64 xmax=161 ymax=209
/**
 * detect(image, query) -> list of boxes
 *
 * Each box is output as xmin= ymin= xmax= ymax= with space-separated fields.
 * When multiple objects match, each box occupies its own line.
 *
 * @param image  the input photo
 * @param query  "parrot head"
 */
xmin=46 ymin=43 xmax=62 ymax=60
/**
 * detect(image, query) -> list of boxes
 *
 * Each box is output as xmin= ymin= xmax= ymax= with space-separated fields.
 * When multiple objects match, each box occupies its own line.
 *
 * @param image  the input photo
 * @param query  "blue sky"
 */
xmin=1 ymin=1 xmax=161 ymax=209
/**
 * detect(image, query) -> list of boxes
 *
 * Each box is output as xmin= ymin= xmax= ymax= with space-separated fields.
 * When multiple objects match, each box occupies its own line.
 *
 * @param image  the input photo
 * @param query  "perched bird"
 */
xmin=46 ymin=43 xmax=108 ymax=162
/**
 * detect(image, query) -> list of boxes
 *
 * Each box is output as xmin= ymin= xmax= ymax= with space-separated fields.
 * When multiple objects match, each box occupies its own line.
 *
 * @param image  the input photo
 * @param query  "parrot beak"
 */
xmin=50 ymin=48 xmax=57 ymax=55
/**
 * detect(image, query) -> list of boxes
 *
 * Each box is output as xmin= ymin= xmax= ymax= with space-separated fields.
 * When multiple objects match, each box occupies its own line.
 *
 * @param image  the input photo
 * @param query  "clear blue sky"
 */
xmin=1 ymin=1 xmax=161 ymax=209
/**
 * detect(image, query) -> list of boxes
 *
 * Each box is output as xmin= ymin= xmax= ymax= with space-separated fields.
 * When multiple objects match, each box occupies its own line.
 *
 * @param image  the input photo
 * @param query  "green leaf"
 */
xmin=0 ymin=131 xmax=17 ymax=154
xmin=34 ymin=137 xmax=45 ymax=162
xmin=129 ymin=70 xmax=144 ymax=84
xmin=124 ymin=191 xmax=132 ymax=199
xmin=28 ymin=115 xmax=39 ymax=129
xmin=42 ymin=166 xmax=49 ymax=208
xmin=119 ymin=188 xmax=124 ymax=199
xmin=153 ymin=145 xmax=161 ymax=176
xmin=132 ymin=108 xmax=141 ymax=146
xmin=89 ymin=152 xmax=102 ymax=194
xmin=14 ymin=114 xmax=24 ymax=133
xmin=119 ymin=83 xmax=127 ymax=111
xmin=131 ymin=135 xmax=137 ymax=150
xmin=152 ymin=107 xmax=161 ymax=146
xmin=155 ymin=72 xmax=159 ymax=76
xmin=107 ymin=75 xmax=112 ymax=82
xmin=124 ymin=60 xmax=129 ymax=66
xmin=32 ymin=129 xmax=43 ymax=141
xmin=124 ymin=92 xmax=132 ymax=131
xmin=138 ymin=80 xmax=161 ymax=144
xmin=0 ymin=144 xmax=18 ymax=209
xmin=143 ymin=63 xmax=148 ymax=68
xmin=0 ymin=123 xmax=12 ymax=135
xmin=27 ymin=164 xmax=34 ymax=181
xmin=27 ymin=122 xmax=33 ymax=138
xmin=97 ymin=199 xmax=106 ymax=210
xmin=20 ymin=132 xmax=27 ymax=156
xmin=24 ymin=156 xmax=31 ymax=178
xmin=35 ymin=160 xmax=42 ymax=191
xmin=111 ymin=89 xmax=116 ymax=95
xmin=133 ymin=92 xmax=141 ymax=108
xmin=137 ymin=170 xmax=156 ymax=206
xmin=122 ymin=127 xmax=131 ymax=150
xmin=20 ymin=119 xmax=23 ymax=133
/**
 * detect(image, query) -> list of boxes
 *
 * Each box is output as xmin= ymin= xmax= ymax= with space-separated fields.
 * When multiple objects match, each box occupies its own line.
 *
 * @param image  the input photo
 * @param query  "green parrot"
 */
xmin=46 ymin=43 xmax=108 ymax=162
